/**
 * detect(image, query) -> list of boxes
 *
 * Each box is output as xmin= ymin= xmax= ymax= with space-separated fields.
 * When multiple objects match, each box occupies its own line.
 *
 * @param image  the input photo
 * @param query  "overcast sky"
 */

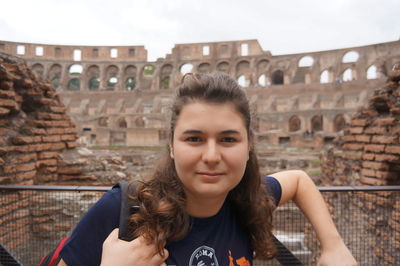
xmin=1 ymin=0 xmax=399 ymax=61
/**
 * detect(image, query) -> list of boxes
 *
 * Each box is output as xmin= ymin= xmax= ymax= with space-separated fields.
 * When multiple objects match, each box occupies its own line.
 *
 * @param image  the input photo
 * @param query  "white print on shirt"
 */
xmin=189 ymin=245 xmax=219 ymax=266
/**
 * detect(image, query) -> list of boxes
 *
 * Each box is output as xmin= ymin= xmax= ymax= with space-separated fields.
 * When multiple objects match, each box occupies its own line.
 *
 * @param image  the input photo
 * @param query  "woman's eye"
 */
xmin=186 ymin=136 xmax=202 ymax=142
xmin=221 ymin=137 xmax=236 ymax=143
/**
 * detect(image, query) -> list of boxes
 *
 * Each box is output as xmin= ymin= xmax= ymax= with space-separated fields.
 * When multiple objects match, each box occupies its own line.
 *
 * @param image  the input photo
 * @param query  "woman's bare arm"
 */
xmin=270 ymin=170 xmax=357 ymax=266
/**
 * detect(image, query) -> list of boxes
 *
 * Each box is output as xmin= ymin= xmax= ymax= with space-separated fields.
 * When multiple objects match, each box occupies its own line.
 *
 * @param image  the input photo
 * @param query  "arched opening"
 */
xmin=89 ymin=77 xmax=100 ymax=90
xmin=180 ymin=63 xmax=193 ymax=74
xmin=237 ymin=75 xmax=250 ymax=87
xmin=320 ymin=70 xmax=329 ymax=83
xmin=258 ymin=74 xmax=267 ymax=86
xmin=98 ymin=117 xmax=108 ymax=127
xmin=125 ymin=77 xmax=136 ymax=91
xmin=236 ymin=60 xmax=250 ymax=73
xmin=216 ymin=61 xmax=229 ymax=73
xmin=67 ymin=78 xmax=81 ymax=91
xmin=198 ymin=63 xmax=211 ymax=73
xmin=289 ymin=115 xmax=301 ymax=132
xmin=298 ymin=56 xmax=314 ymax=67
xmin=334 ymin=114 xmax=346 ymax=132
xmin=69 ymin=64 xmax=83 ymax=75
xmin=257 ymin=59 xmax=269 ymax=72
xmin=32 ymin=63 xmax=44 ymax=78
xmin=143 ymin=65 xmax=156 ymax=76
xmin=311 ymin=115 xmax=323 ymax=132
xmin=160 ymin=76 xmax=170 ymax=89
xmin=51 ymin=77 xmax=60 ymax=89
xmin=107 ymin=77 xmax=118 ymax=89
xmin=117 ymin=118 xmax=127 ymax=128
xmin=342 ymin=51 xmax=359 ymax=63
xmin=367 ymin=65 xmax=377 ymax=79
xmin=342 ymin=68 xmax=353 ymax=82
xmin=271 ymin=70 xmax=284 ymax=85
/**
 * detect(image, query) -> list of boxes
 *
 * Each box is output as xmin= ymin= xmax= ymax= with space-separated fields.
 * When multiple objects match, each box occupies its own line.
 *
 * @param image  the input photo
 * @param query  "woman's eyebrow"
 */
xmin=182 ymin=129 xmax=202 ymax=134
xmin=220 ymin=130 xmax=241 ymax=134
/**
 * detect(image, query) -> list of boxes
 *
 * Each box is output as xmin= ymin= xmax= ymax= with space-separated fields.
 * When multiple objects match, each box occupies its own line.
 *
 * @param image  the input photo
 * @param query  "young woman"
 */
xmin=59 ymin=73 xmax=357 ymax=266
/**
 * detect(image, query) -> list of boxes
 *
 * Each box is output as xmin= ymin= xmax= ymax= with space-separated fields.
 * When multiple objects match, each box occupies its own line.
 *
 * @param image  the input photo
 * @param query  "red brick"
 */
xmin=354 ymin=135 xmax=371 ymax=142
xmin=0 ymin=99 xmax=17 ymax=107
xmin=36 ymin=159 xmax=58 ymax=167
xmin=0 ymin=107 xmax=10 ymax=115
xmin=37 ymin=151 xmax=59 ymax=159
xmin=46 ymin=128 xmax=65 ymax=135
xmin=10 ymin=136 xmax=38 ymax=145
xmin=49 ymin=142 xmax=66 ymax=150
xmin=361 ymin=168 xmax=375 ymax=177
xmin=342 ymin=143 xmax=364 ymax=151
xmin=375 ymin=171 xmax=398 ymax=180
xmin=385 ymin=145 xmax=400 ymax=155
xmin=374 ymin=154 xmax=400 ymax=162
xmin=49 ymin=106 xmax=66 ymax=113
xmin=57 ymin=168 xmax=82 ymax=175
xmin=350 ymin=119 xmax=369 ymax=127
xmin=360 ymin=176 xmax=387 ymax=186
xmin=373 ymin=117 xmax=396 ymax=126
xmin=0 ymin=90 xmax=15 ymax=98
xmin=362 ymin=153 xmax=376 ymax=160
xmin=348 ymin=127 xmax=364 ymax=134
xmin=42 ymin=135 xmax=61 ymax=143
xmin=10 ymin=153 xmax=37 ymax=164
xmin=371 ymin=135 xmax=398 ymax=144
xmin=364 ymin=144 xmax=386 ymax=153
xmin=391 ymin=107 xmax=400 ymax=115
xmin=364 ymin=126 xmax=387 ymax=134
xmin=342 ymin=135 xmax=355 ymax=142
xmin=61 ymin=134 xmax=76 ymax=141
xmin=362 ymin=161 xmax=389 ymax=170
xmin=66 ymin=141 xmax=78 ymax=148
xmin=16 ymin=170 xmax=36 ymax=182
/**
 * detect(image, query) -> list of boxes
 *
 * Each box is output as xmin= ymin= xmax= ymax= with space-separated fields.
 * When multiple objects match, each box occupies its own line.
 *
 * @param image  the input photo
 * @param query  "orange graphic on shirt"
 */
xmin=228 ymin=250 xmax=251 ymax=266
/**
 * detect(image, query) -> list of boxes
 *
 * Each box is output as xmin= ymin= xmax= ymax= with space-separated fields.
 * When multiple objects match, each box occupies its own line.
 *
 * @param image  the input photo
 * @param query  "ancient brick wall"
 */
xmin=320 ymin=64 xmax=400 ymax=265
xmin=0 ymin=52 xmax=80 ymax=185
xmin=0 ymin=52 xmax=83 ymax=261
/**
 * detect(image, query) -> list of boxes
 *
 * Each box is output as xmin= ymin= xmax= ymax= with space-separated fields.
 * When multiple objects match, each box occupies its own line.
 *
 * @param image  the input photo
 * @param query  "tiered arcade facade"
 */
xmin=1 ymin=39 xmax=399 ymax=146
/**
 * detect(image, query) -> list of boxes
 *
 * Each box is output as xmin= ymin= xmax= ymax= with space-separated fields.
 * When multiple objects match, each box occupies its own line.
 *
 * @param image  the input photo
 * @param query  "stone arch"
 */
xmin=298 ymin=56 xmax=314 ymax=67
xmin=236 ymin=60 xmax=250 ymax=74
xmin=320 ymin=69 xmax=330 ymax=83
xmin=142 ymin=64 xmax=156 ymax=76
xmin=160 ymin=64 xmax=173 ymax=89
xmin=271 ymin=70 xmax=284 ymax=85
xmin=69 ymin=64 xmax=83 ymax=75
xmin=342 ymin=51 xmax=359 ymax=63
xmin=32 ymin=63 xmax=44 ymax=78
xmin=198 ymin=62 xmax=211 ymax=73
xmin=67 ymin=78 xmax=81 ymax=91
xmin=289 ymin=115 xmax=301 ymax=132
xmin=367 ymin=65 xmax=377 ymax=79
xmin=257 ymin=59 xmax=269 ymax=72
xmin=117 ymin=117 xmax=127 ymax=128
xmin=98 ymin=117 xmax=108 ymax=127
xmin=87 ymin=65 xmax=100 ymax=91
xmin=257 ymin=74 xmax=268 ymax=86
xmin=342 ymin=68 xmax=354 ymax=82
xmin=124 ymin=65 xmax=137 ymax=91
xmin=311 ymin=115 xmax=323 ymax=132
xmin=333 ymin=114 xmax=346 ymax=132
xmin=105 ymin=65 xmax=119 ymax=90
xmin=135 ymin=117 xmax=145 ymax=127
xmin=180 ymin=63 xmax=193 ymax=74
xmin=48 ymin=64 xmax=62 ymax=89
xmin=237 ymin=75 xmax=250 ymax=87
xmin=216 ymin=61 xmax=229 ymax=73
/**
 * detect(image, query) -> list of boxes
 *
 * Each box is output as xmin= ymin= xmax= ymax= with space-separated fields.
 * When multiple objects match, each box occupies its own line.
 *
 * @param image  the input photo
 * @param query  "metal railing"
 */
xmin=0 ymin=185 xmax=399 ymax=266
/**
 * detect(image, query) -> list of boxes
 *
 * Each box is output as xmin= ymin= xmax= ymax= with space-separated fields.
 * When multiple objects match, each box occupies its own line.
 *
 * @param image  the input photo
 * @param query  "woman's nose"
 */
xmin=202 ymin=141 xmax=221 ymax=164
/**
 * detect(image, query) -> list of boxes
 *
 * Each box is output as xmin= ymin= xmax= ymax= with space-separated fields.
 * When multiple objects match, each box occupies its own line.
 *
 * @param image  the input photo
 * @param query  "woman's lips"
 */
xmin=196 ymin=172 xmax=225 ymax=180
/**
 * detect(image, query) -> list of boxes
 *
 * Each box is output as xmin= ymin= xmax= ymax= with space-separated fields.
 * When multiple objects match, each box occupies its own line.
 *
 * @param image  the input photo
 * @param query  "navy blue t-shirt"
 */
xmin=60 ymin=176 xmax=281 ymax=266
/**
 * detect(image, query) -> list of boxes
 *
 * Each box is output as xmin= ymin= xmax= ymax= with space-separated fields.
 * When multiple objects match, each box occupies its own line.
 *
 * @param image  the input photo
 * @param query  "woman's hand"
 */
xmin=100 ymin=228 xmax=169 ymax=266
xmin=317 ymin=239 xmax=357 ymax=266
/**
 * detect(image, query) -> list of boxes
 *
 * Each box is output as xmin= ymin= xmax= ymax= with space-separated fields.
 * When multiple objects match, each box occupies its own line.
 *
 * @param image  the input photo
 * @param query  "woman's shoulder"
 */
xmin=262 ymin=176 xmax=282 ymax=205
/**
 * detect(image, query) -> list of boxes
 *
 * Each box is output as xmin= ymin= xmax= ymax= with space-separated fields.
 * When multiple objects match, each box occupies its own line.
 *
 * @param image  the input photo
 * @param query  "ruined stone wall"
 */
xmin=0 ymin=53 xmax=82 ymax=261
xmin=320 ymin=64 xmax=400 ymax=265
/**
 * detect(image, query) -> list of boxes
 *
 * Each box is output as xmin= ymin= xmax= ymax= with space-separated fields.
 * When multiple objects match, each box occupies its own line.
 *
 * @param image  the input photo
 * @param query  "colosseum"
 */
xmin=1 ymin=39 xmax=399 ymax=148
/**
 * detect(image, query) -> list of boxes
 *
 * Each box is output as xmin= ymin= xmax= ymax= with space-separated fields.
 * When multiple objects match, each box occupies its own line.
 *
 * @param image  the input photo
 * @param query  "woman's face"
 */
xmin=171 ymin=101 xmax=249 ymax=203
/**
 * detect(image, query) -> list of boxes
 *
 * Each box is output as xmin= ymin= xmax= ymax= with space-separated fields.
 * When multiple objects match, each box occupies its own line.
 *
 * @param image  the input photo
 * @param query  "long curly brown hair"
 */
xmin=128 ymin=73 xmax=277 ymax=260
